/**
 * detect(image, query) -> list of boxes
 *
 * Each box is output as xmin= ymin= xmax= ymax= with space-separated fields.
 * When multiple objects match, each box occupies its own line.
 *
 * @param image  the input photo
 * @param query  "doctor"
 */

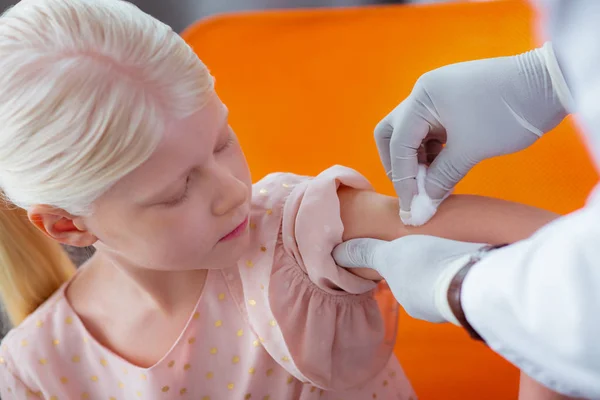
xmin=333 ymin=0 xmax=600 ymax=397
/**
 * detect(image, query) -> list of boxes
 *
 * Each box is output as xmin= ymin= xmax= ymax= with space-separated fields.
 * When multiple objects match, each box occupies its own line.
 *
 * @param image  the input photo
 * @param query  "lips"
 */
xmin=219 ymin=217 xmax=249 ymax=242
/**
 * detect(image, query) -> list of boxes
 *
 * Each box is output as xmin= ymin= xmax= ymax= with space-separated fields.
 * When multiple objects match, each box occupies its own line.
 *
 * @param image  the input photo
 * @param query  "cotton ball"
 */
xmin=406 ymin=191 xmax=437 ymax=226
xmin=401 ymin=164 xmax=438 ymax=227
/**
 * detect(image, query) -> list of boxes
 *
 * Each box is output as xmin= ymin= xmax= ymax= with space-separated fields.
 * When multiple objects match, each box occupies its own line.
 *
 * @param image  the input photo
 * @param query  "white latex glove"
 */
xmin=333 ymin=235 xmax=487 ymax=323
xmin=376 ymin=42 xmax=571 ymax=224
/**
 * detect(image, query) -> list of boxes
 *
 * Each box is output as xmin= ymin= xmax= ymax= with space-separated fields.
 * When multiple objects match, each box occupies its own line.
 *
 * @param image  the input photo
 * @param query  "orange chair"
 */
xmin=182 ymin=1 xmax=598 ymax=398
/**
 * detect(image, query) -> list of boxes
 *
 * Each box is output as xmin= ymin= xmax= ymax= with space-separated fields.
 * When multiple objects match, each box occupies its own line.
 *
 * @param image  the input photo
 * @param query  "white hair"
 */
xmin=0 ymin=0 xmax=214 ymax=215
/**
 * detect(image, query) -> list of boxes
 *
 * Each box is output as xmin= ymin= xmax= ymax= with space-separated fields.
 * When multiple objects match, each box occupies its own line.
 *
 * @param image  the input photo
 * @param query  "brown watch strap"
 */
xmin=447 ymin=244 xmax=509 ymax=342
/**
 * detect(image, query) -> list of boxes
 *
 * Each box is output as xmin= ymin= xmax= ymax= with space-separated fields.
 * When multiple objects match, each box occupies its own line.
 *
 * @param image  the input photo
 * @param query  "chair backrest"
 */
xmin=182 ymin=1 xmax=598 ymax=398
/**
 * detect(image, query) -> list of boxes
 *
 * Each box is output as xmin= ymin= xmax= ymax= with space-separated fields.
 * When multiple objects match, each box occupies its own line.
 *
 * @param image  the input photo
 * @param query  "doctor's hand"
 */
xmin=333 ymin=235 xmax=486 ymax=323
xmin=377 ymin=43 xmax=570 ymax=224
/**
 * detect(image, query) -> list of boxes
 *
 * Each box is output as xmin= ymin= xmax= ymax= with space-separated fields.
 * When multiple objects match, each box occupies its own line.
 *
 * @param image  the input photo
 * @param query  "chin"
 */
xmin=192 ymin=232 xmax=251 ymax=270
xmin=220 ymin=232 xmax=251 ymax=263
xmin=224 ymin=230 xmax=251 ymax=253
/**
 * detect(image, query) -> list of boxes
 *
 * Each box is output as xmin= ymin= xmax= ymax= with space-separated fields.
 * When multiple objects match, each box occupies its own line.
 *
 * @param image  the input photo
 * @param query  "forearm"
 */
xmin=404 ymin=194 xmax=559 ymax=244
xmin=340 ymin=188 xmax=558 ymax=244
xmin=338 ymin=188 xmax=559 ymax=280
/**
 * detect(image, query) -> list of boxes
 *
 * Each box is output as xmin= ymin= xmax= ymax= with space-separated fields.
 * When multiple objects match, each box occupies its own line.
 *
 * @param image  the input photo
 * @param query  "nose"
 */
xmin=211 ymin=169 xmax=248 ymax=217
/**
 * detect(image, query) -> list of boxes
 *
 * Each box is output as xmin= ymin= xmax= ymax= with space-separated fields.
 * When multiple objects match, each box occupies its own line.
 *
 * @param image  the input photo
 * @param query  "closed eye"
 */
xmin=215 ymin=132 xmax=234 ymax=154
xmin=163 ymin=175 xmax=192 ymax=207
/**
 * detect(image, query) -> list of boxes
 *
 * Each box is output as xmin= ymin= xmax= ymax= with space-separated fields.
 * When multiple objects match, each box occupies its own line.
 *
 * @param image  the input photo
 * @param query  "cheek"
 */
xmin=91 ymin=206 xmax=214 ymax=268
xmin=146 ymin=206 xmax=217 ymax=264
xmin=85 ymin=206 xmax=133 ymax=248
xmin=174 ymin=208 xmax=215 ymax=246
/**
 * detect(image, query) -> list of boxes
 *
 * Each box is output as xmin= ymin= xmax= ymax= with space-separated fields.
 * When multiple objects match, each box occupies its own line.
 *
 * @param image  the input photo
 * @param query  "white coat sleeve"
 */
xmin=462 ymin=187 xmax=600 ymax=398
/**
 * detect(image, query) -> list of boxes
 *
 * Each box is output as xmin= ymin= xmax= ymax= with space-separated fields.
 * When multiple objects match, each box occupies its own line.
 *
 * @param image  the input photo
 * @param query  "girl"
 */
xmin=0 ymin=0 xmax=565 ymax=398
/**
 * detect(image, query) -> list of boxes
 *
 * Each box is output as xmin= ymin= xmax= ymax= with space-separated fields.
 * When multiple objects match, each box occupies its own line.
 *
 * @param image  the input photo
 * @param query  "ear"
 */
xmin=28 ymin=205 xmax=97 ymax=247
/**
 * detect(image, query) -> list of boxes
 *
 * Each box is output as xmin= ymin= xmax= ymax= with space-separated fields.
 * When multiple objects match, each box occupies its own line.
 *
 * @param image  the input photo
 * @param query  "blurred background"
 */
xmin=0 ymin=0 xmax=423 ymax=33
xmin=0 ymin=0 xmax=458 ymax=34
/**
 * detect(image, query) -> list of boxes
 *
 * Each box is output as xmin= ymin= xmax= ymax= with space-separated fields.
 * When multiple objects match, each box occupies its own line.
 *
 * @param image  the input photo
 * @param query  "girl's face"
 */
xmin=84 ymin=92 xmax=253 ymax=271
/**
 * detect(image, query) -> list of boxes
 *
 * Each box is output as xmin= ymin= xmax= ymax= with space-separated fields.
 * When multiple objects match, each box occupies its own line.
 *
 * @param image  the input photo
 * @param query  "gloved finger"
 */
xmin=332 ymin=238 xmax=387 ymax=269
xmin=389 ymin=114 xmax=429 ymax=212
xmin=424 ymin=148 xmax=474 ymax=201
xmin=395 ymin=235 xmax=487 ymax=265
xmin=374 ymin=117 xmax=394 ymax=180
xmin=432 ymin=237 xmax=489 ymax=259
xmin=417 ymin=144 xmax=428 ymax=164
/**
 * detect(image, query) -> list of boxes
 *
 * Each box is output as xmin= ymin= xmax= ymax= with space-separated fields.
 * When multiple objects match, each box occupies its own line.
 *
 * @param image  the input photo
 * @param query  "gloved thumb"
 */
xmin=332 ymin=238 xmax=387 ymax=270
xmin=425 ymin=149 xmax=474 ymax=201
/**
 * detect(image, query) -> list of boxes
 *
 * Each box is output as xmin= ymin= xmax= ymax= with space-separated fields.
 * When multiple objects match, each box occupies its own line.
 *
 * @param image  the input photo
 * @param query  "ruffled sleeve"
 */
xmin=238 ymin=165 xmax=399 ymax=391
xmin=281 ymin=166 xmax=378 ymax=294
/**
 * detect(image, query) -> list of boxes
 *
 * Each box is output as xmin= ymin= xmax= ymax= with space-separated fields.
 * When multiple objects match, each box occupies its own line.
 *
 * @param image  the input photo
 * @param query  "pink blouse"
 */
xmin=0 ymin=166 xmax=415 ymax=399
